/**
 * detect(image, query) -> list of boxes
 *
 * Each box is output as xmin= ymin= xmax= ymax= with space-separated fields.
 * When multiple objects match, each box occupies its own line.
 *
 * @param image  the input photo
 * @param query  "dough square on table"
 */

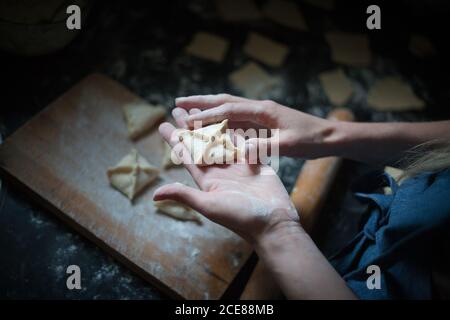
xmin=107 ymin=149 xmax=159 ymax=201
xmin=178 ymin=119 xmax=239 ymax=166
xmin=367 ymin=76 xmax=425 ymax=112
xmin=185 ymin=32 xmax=230 ymax=63
xmin=122 ymin=101 xmax=166 ymax=140
xmin=154 ymin=199 xmax=202 ymax=223
xmin=318 ymin=68 xmax=354 ymax=106
xmin=303 ymin=0 xmax=334 ymax=11
xmin=409 ymin=34 xmax=436 ymax=58
xmin=262 ymin=0 xmax=308 ymax=31
xmin=229 ymin=62 xmax=281 ymax=99
xmin=216 ymin=0 xmax=261 ymax=21
xmin=243 ymin=32 xmax=289 ymax=67
xmin=325 ymin=32 xmax=371 ymax=66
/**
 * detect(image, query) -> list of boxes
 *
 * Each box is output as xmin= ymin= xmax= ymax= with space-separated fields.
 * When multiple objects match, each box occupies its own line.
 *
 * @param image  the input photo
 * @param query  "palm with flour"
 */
xmin=153 ymin=110 xmax=298 ymax=243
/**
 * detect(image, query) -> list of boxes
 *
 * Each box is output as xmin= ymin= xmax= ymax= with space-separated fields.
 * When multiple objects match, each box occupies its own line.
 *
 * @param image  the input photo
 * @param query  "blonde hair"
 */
xmin=401 ymin=139 xmax=450 ymax=178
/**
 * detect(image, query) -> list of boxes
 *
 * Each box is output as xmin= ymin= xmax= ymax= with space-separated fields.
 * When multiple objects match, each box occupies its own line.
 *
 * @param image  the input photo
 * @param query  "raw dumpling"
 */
xmin=177 ymin=119 xmax=239 ymax=166
xmin=162 ymin=142 xmax=179 ymax=169
xmin=122 ymin=100 xmax=166 ymax=139
xmin=154 ymin=200 xmax=202 ymax=223
xmin=107 ymin=149 xmax=159 ymax=200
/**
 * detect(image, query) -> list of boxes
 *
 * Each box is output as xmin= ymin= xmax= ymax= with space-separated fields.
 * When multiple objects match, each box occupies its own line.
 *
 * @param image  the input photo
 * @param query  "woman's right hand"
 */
xmin=175 ymin=94 xmax=335 ymax=160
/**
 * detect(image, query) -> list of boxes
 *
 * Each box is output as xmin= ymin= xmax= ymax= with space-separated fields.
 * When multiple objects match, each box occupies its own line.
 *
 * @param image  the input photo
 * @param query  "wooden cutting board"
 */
xmin=0 ymin=73 xmax=252 ymax=299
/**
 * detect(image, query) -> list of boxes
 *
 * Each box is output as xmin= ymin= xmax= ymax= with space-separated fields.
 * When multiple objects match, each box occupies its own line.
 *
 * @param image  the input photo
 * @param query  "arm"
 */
xmin=176 ymin=94 xmax=450 ymax=165
xmin=153 ymin=110 xmax=357 ymax=300
xmin=326 ymin=121 xmax=450 ymax=165
xmin=256 ymin=218 xmax=356 ymax=300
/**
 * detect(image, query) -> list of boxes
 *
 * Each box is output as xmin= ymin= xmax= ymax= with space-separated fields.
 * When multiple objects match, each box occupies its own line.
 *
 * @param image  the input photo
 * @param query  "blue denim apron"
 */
xmin=329 ymin=168 xmax=450 ymax=299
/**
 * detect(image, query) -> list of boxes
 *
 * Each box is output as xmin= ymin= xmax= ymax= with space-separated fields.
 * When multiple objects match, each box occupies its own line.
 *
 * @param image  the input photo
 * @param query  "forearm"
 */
xmin=255 ymin=220 xmax=356 ymax=300
xmin=321 ymin=120 xmax=450 ymax=165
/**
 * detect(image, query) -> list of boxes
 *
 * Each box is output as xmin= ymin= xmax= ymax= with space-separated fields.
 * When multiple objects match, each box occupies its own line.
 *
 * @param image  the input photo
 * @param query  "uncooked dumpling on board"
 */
xmin=229 ymin=62 xmax=281 ymax=99
xmin=122 ymin=101 xmax=166 ymax=139
xmin=177 ymin=119 xmax=239 ymax=166
xmin=107 ymin=149 xmax=159 ymax=200
xmin=154 ymin=200 xmax=202 ymax=223
xmin=367 ymin=77 xmax=425 ymax=112
xmin=162 ymin=142 xmax=179 ymax=169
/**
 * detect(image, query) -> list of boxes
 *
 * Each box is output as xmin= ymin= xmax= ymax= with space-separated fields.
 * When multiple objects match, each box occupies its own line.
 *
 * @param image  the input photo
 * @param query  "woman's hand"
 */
xmin=175 ymin=93 xmax=335 ymax=159
xmin=152 ymin=110 xmax=300 ymax=245
xmin=154 ymin=102 xmax=357 ymax=299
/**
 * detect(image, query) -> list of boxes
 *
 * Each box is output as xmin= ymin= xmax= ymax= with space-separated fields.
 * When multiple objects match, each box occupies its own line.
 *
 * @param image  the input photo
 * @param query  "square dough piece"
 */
xmin=122 ymin=101 xmax=166 ymax=139
xmin=243 ymin=32 xmax=289 ymax=67
xmin=154 ymin=199 xmax=202 ymax=223
xmin=263 ymin=0 xmax=308 ymax=31
xmin=325 ymin=32 xmax=371 ymax=66
xmin=107 ymin=149 xmax=159 ymax=200
xmin=318 ymin=68 xmax=354 ymax=106
xmin=229 ymin=62 xmax=281 ymax=99
xmin=178 ymin=119 xmax=239 ymax=166
xmin=367 ymin=76 xmax=425 ymax=112
xmin=185 ymin=32 xmax=230 ymax=63
xmin=216 ymin=0 xmax=261 ymax=21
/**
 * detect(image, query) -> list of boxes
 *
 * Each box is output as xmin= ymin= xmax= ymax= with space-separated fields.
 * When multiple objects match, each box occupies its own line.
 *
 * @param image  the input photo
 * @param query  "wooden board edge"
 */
xmin=0 ymin=166 xmax=185 ymax=300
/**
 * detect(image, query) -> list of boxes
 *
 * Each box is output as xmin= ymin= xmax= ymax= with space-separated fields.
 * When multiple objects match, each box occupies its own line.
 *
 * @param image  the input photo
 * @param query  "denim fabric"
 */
xmin=330 ymin=168 xmax=450 ymax=299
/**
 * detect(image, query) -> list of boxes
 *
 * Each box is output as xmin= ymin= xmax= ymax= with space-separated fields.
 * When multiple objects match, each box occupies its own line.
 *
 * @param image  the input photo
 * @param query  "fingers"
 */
xmin=189 ymin=108 xmax=202 ymax=115
xmin=153 ymin=183 xmax=210 ymax=216
xmin=158 ymin=122 xmax=203 ymax=182
xmin=186 ymin=102 xmax=269 ymax=127
xmin=175 ymin=93 xmax=248 ymax=110
xmin=245 ymin=137 xmax=279 ymax=164
xmin=171 ymin=107 xmax=189 ymax=128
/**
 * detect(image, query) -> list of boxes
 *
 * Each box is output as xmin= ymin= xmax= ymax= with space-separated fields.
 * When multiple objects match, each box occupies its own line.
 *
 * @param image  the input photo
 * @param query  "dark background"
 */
xmin=0 ymin=0 xmax=449 ymax=299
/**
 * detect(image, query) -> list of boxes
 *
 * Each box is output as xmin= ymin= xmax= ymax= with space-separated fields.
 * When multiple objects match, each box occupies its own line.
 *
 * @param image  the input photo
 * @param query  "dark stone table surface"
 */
xmin=0 ymin=0 xmax=449 ymax=299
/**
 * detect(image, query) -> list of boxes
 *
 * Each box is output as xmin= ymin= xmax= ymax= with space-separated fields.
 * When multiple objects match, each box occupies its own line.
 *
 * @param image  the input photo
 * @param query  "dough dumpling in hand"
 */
xmin=177 ymin=119 xmax=239 ymax=166
xmin=107 ymin=149 xmax=159 ymax=200
xmin=122 ymin=100 xmax=166 ymax=139
xmin=162 ymin=142 xmax=179 ymax=169
xmin=154 ymin=199 xmax=202 ymax=224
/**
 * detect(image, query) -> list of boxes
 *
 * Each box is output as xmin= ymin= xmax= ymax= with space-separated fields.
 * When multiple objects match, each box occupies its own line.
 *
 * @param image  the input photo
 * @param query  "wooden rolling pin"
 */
xmin=240 ymin=108 xmax=354 ymax=300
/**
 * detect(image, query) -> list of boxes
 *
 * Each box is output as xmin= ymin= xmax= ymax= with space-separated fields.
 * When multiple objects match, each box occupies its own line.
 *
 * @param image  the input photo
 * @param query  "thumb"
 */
xmin=245 ymin=137 xmax=280 ymax=164
xmin=153 ymin=182 xmax=209 ymax=214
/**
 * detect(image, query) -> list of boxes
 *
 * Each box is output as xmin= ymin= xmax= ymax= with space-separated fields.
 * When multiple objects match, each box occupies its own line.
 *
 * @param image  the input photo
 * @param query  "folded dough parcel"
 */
xmin=177 ymin=119 xmax=240 ymax=166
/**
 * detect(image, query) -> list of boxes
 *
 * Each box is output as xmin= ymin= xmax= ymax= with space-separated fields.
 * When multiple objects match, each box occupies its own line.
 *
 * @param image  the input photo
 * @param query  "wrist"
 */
xmin=254 ymin=213 xmax=306 ymax=256
xmin=297 ymin=118 xmax=344 ymax=158
xmin=319 ymin=120 xmax=363 ymax=159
